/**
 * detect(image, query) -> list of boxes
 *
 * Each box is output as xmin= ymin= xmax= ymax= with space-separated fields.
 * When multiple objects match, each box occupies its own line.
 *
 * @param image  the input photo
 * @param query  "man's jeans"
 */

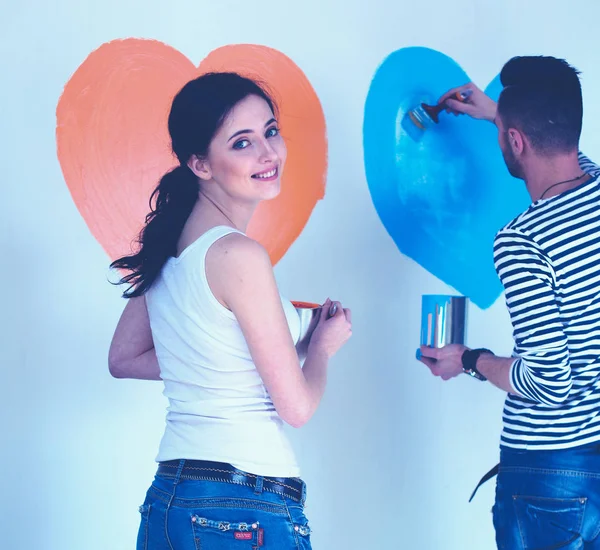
xmin=493 ymin=442 xmax=600 ymax=549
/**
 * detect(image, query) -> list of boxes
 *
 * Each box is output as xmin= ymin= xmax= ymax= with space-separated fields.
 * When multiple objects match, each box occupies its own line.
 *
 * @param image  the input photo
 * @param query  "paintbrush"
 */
xmin=407 ymin=89 xmax=474 ymax=131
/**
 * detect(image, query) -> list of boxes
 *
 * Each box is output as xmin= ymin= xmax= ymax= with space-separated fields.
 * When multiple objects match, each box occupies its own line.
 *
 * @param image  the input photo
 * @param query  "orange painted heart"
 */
xmin=56 ymin=39 xmax=327 ymax=265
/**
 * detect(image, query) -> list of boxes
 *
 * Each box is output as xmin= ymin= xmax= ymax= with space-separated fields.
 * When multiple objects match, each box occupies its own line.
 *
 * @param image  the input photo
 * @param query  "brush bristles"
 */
xmin=408 ymin=110 xmax=426 ymax=130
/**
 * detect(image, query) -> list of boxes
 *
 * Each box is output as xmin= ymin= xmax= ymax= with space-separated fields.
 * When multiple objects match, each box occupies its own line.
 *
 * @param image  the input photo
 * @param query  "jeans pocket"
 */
xmin=191 ymin=515 xmax=261 ymax=549
xmin=286 ymin=504 xmax=312 ymax=549
xmin=513 ymin=495 xmax=586 ymax=549
xmin=137 ymin=504 xmax=151 ymax=550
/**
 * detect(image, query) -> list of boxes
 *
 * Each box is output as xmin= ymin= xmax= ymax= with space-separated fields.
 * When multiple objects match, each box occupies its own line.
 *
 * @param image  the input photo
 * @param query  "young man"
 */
xmin=418 ymin=56 xmax=600 ymax=549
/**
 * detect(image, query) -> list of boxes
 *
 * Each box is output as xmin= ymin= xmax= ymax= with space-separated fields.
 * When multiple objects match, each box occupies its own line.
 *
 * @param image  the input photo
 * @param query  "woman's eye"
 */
xmin=266 ymin=127 xmax=279 ymax=138
xmin=233 ymin=139 xmax=250 ymax=150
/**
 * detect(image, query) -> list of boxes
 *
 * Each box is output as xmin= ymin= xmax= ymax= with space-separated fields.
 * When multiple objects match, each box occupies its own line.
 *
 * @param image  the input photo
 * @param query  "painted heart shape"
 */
xmin=56 ymin=39 xmax=327 ymax=265
xmin=363 ymin=47 xmax=530 ymax=309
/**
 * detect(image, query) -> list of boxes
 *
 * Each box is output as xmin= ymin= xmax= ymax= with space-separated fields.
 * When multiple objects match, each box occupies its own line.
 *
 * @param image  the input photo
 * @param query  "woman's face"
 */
xmin=202 ymin=94 xmax=287 ymax=203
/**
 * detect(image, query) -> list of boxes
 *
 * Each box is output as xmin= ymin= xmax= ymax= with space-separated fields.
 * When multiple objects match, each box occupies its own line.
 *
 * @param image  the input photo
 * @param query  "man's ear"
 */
xmin=508 ymin=128 xmax=525 ymax=156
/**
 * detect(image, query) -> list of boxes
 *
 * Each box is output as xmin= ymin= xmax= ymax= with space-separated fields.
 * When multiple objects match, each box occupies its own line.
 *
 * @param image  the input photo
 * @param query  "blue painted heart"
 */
xmin=363 ymin=47 xmax=530 ymax=309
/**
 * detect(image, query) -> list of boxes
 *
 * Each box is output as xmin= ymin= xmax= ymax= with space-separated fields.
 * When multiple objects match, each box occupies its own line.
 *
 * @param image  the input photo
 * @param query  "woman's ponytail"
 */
xmin=110 ymin=165 xmax=198 ymax=297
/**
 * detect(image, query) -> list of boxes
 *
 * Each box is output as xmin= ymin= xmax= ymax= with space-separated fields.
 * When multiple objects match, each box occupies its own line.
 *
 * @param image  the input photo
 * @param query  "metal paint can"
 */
xmin=420 ymin=295 xmax=468 ymax=348
xmin=292 ymin=302 xmax=322 ymax=360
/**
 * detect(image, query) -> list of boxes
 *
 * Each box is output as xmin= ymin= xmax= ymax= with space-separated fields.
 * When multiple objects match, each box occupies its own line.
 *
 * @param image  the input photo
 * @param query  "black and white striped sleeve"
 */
xmin=494 ymin=229 xmax=572 ymax=406
xmin=578 ymin=151 xmax=600 ymax=177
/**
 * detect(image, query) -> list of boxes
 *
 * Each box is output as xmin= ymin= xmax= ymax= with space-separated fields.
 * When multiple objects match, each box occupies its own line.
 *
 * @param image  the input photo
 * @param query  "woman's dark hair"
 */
xmin=110 ymin=72 xmax=276 ymax=298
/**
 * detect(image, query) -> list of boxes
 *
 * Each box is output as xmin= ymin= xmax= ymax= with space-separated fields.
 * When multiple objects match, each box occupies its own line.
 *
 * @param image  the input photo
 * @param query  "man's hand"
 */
xmin=438 ymin=83 xmax=497 ymax=122
xmin=417 ymin=344 xmax=467 ymax=381
xmin=417 ymin=344 xmax=519 ymax=393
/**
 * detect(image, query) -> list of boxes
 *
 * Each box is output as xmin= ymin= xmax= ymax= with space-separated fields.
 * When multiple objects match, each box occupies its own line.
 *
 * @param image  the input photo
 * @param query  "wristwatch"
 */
xmin=461 ymin=348 xmax=494 ymax=381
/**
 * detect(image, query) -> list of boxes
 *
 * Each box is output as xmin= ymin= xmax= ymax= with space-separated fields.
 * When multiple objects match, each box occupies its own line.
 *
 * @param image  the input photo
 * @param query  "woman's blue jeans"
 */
xmin=137 ymin=460 xmax=312 ymax=550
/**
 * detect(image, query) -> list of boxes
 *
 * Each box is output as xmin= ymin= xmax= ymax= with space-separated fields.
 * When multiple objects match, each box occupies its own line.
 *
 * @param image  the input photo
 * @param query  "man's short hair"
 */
xmin=497 ymin=56 xmax=583 ymax=154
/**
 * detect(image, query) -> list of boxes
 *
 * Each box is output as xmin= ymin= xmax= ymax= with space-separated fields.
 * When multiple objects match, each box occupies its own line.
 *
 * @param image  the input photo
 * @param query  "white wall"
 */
xmin=3 ymin=1 xmax=600 ymax=548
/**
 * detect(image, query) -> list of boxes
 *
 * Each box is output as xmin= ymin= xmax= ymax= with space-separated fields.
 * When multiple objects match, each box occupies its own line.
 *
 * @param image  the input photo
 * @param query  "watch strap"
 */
xmin=462 ymin=348 xmax=493 ymax=381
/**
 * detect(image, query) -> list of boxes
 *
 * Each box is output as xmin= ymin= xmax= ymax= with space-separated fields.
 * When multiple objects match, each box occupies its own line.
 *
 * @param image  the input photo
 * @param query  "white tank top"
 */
xmin=145 ymin=226 xmax=301 ymax=477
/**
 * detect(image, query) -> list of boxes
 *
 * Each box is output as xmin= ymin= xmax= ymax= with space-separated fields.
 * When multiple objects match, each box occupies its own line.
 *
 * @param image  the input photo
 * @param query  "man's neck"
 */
xmin=524 ymin=151 xmax=586 ymax=202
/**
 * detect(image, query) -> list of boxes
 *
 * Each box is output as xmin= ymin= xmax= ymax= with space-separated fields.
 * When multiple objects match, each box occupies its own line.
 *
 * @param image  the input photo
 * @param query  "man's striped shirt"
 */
xmin=494 ymin=153 xmax=600 ymax=450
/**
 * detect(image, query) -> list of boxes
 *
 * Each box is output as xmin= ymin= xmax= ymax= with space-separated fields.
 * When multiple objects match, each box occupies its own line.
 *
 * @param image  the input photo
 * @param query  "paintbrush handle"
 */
xmin=430 ymin=89 xmax=473 ymax=115
xmin=453 ymin=89 xmax=473 ymax=103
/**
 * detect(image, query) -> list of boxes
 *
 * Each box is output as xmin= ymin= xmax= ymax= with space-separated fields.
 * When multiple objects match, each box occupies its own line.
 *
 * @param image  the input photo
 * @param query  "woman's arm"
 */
xmin=108 ymin=296 xmax=161 ymax=380
xmin=207 ymin=234 xmax=351 ymax=428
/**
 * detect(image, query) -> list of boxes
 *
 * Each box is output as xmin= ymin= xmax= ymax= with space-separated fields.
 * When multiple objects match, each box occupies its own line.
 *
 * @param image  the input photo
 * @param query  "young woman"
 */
xmin=108 ymin=72 xmax=352 ymax=549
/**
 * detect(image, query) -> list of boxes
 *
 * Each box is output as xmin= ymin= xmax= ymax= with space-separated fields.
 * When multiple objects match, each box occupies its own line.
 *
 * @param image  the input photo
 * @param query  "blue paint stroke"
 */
xmin=363 ymin=47 xmax=530 ymax=309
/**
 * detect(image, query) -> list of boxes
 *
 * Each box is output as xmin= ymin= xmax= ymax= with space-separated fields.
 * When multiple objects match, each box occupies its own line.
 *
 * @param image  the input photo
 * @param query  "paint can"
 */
xmin=292 ymin=302 xmax=322 ymax=360
xmin=420 ymin=294 xmax=468 ymax=348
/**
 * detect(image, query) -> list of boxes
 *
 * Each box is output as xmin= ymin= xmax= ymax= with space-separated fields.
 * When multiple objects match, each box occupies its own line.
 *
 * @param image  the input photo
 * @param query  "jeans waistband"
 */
xmin=500 ymin=442 xmax=600 ymax=469
xmin=470 ymin=442 xmax=600 ymax=503
xmin=157 ymin=459 xmax=306 ymax=504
